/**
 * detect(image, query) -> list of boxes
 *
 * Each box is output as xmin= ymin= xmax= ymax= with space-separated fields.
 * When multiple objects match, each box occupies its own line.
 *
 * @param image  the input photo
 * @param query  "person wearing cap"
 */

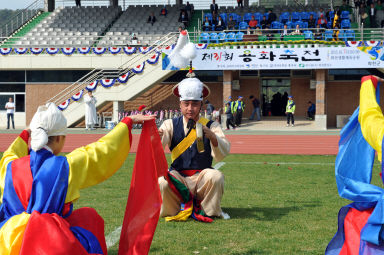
xmin=234 ymin=96 xmax=245 ymax=126
xmin=225 ymin=101 xmax=236 ymax=130
xmin=0 ymin=102 xmax=154 ymax=253
xmin=285 ymin=95 xmax=296 ymax=127
xmin=158 ymin=75 xmax=231 ymax=222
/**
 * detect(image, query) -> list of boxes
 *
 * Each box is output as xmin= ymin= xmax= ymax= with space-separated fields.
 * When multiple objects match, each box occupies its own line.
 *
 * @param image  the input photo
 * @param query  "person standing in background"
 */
xmin=84 ymin=90 xmax=97 ymax=130
xmin=249 ymin=95 xmax=261 ymax=121
xmin=205 ymin=100 xmax=215 ymax=121
xmin=5 ymin=97 xmax=15 ymax=129
xmin=285 ymin=95 xmax=295 ymax=127
xmin=234 ymin=96 xmax=245 ymax=126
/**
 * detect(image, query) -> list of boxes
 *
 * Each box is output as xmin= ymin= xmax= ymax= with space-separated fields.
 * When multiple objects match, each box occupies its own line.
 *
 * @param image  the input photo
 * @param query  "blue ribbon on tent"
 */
xmin=334 ymin=80 xmax=384 ymax=245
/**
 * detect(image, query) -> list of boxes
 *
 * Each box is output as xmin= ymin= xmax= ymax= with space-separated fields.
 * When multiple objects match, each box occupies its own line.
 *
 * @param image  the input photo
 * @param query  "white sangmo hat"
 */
xmin=30 ymin=102 xmax=67 ymax=151
xmin=173 ymin=75 xmax=210 ymax=101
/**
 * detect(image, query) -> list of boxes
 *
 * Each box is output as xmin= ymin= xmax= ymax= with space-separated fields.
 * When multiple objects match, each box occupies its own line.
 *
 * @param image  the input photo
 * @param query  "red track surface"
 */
xmin=0 ymin=133 xmax=340 ymax=155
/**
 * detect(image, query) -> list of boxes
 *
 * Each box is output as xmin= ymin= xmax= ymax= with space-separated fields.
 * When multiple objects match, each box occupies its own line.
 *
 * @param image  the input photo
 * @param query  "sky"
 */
xmin=2 ymin=0 xmax=35 ymax=10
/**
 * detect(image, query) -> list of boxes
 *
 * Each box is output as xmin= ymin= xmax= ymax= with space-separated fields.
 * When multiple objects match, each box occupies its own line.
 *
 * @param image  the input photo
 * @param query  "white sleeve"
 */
xmin=159 ymin=119 xmax=173 ymax=149
xmin=209 ymin=121 xmax=230 ymax=162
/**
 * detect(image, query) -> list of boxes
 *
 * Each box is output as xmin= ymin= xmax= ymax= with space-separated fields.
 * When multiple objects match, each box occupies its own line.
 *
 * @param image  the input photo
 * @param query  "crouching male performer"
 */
xmin=158 ymin=74 xmax=231 ymax=222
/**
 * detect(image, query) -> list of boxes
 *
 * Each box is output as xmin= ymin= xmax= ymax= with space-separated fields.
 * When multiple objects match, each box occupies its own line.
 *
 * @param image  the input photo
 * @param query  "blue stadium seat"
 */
xmin=341 ymin=11 xmax=350 ymax=20
xmin=340 ymin=19 xmax=351 ymax=29
xmin=239 ymin=21 xmax=249 ymax=30
xmin=243 ymin=13 xmax=253 ymax=22
xmin=294 ymin=21 xmax=304 ymax=28
xmin=225 ymin=32 xmax=236 ymax=42
xmin=200 ymin=33 xmax=210 ymax=43
xmin=291 ymin=12 xmax=301 ymax=22
xmin=300 ymin=12 xmax=310 ymax=21
xmin=328 ymin=11 xmax=335 ymax=22
xmin=254 ymin=12 xmax=263 ymax=23
xmin=303 ymin=30 xmax=313 ymax=40
xmin=301 ymin=22 xmax=308 ymax=28
xmin=235 ymin=31 xmax=244 ymax=41
xmin=210 ymin=32 xmax=218 ymax=43
xmin=218 ymin=32 xmax=226 ymax=42
xmin=323 ymin=30 xmax=333 ymax=41
xmin=264 ymin=12 xmax=269 ymax=20
xmin=285 ymin=21 xmax=293 ymax=29
xmin=271 ymin=21 xmax=283 ymax=29
xmin=204 ymin=13 xmax=213 ymax=21
xmin=309 ymin=12 xmax=318 ymax=20
xmin=338 ymin=30 xmax=347 ymax=41
xmin=220 ymin=13 xmax=227 ymax=24
xmin=279 ymin=12 xmax=290 ymax=23
xmin=345 ymin=29 xmax=355 ymax=40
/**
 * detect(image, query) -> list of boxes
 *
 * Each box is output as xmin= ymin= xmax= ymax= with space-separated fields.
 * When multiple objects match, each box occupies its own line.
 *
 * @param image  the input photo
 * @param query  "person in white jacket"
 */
xmin=84 ymin=90 xmax=97 ymax=130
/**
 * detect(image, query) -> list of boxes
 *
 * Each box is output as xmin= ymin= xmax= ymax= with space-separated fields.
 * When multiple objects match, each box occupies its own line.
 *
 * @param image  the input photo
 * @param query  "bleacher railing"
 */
xmin=0 ymin=0 xmax=44 ymax=39
xmin=0 ymin=27 xmax=383 ymax=48
xmin=46 ymin=32 xmax=178 ymax=106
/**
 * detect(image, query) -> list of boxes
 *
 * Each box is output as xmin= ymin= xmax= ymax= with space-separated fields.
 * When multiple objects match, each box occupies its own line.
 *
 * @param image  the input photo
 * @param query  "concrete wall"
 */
xmin=26 ymin=83 xmax=72 ymax=124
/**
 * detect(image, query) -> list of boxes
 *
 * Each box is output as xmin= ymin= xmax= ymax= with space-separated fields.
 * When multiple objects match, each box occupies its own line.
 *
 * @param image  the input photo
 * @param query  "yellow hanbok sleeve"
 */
xmin=0 ymin=130 xmax=30 ymax=203
xmin=358 ymin=75 xmax=384 ymax=161
xmin=65 ymin=120 xmax=132 ymax=203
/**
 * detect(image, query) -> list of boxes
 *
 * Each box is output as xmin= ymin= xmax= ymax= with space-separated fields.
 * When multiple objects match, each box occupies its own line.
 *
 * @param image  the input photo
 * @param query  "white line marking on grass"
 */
xmin=213 ymin=162 xmax=226 ymax=169
xmin=106 ymin=225 xmax=122 ymax=249
xmin=226 ymin=161 xmax=335 ymax=165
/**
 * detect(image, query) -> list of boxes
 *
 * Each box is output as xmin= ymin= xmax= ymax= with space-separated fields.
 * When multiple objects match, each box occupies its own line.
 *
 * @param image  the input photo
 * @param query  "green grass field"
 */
xmin=70 ymin=154 xmax=384 ymax=255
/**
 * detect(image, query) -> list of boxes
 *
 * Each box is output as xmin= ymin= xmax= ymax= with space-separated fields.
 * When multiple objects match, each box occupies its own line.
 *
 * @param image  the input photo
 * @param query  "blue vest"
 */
xmin=170 ymin=117 xmax=213 ymax=171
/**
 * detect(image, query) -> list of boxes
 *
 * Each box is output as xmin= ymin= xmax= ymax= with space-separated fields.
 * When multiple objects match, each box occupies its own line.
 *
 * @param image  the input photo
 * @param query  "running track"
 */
xmin=0 ymin=133 xmax=340 ymax=155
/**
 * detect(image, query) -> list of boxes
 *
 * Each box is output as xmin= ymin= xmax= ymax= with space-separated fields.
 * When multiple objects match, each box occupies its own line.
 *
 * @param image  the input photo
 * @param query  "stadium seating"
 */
xmin=98 ymin=5 xmax=181 ymax=46
xmin=15 ymin=6 xmax=120 ymax=47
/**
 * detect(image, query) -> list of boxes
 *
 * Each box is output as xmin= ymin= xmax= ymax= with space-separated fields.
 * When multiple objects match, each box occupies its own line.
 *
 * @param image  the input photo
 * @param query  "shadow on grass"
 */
xmin=223 ymin=202 xmax=319 ymax=220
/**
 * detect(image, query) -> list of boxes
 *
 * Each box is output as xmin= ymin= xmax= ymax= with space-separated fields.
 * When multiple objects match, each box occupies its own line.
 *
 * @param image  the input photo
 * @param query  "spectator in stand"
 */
xmin=147 ymin=12 xmax=157 ymax=26
xmin=359 ymin=3 xmax=366 ymax=16
xmin=318 ymin=8 xmax=325 ymax=19
xmin=326 ymin=8 xmax=332 ymax=21
xmin=216 ymin=16 xmax=225 ymax=31
xmin=131 ymin=33 xmax=139 ymax=44
xmin=333 ymin=23 xmax=340 ymax=41
xmin=203 ymin=16 xmax=212 ymax=31
xmin=178 ymin=26 xmax=183 ymax=33
xmin=368 ymin=3 xmax=377 ymax=27
xmin=308 ymin=14 xmax=316 ymax=28
xmin=267 ymin=9 xmax=277 ymax=25
xmin=361 ymin=9 xmax=370 ymax=27
xmin=212 ymin=10 xmax=218 ymax=23
xmin=291 ymin=24 xmax=302 ymax=35
xmin=185 ymin=2 xmax=193 ymax=18
xmin=260 ymin=15 xmax=268 ymax=29
xmin=210 ymin=0 xmax=219 ymax=14
xmin=75 ymin=0 xmax=81 ymax=7
xmin=248 ymin=15 xmax=258 ymax=29
xmin=376 ymin=0 xmax=383 ymax=10
xmin=237 ymin=0 xmax=244 ymax=8
xmin=314 ymin=24 xmax=324 ymax=40
xmin=340 ymin=0 xmax=353 ymax=13
xmin=280 ymin=24 xmax=289 ymax=40
xmin=160 ymin=5 xmax=168 ymax=16
xmin=227 ymin=16 xmax=237 ymax=30
xmin=318 ymin=14 xmax=328 ymax=28
xmin=179 ymin=10 xmax=189 ymax=28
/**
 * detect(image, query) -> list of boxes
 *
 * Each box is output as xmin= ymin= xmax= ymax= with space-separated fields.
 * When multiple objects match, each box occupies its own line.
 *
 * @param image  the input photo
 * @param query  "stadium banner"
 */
xmin=162 ymin=46 xmax=384 ymax=70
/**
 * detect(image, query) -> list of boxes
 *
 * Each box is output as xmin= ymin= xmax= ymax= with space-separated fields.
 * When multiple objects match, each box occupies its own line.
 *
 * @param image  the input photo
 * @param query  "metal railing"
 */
xmin=0 ymin=0 xmax=44 ymax=39
xmin=0 ymin=27 xmax=383 ymax=49
xmin=47 ymin=32 xmax=178 ymax=106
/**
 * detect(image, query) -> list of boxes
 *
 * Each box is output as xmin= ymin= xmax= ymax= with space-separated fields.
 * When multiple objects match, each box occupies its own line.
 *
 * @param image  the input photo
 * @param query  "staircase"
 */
xmin=47 ymin=33 xmax=178 ymax=127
